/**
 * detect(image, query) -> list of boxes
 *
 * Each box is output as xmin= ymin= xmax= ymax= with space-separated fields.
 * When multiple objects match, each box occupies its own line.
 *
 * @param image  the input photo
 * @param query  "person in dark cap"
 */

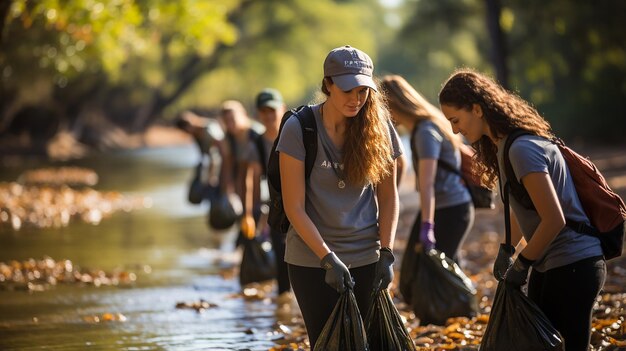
xmin=275 ymin=45 xmax=403 ymax=347
xmin=241 ymin=88 xmax=300 ymax=318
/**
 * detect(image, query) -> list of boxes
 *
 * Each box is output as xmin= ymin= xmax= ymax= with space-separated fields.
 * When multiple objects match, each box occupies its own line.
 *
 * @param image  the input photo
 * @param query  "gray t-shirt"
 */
xmin=413 ymin=121 xmax=471 ymax=208
xmin=497 ymin=134 xmax=603 ymax=272
xmin=244 ymin=134 xmax=273 ymax=166
xmin=276 ymin=104 xmax=403 ymax=268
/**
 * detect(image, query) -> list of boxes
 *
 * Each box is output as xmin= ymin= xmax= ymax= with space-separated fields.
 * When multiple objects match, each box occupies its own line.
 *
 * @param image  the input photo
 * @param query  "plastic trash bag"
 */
xmin=411 ymin=249 xmax=479 ymax=325
xmin=314 ymin=288 xmax=369 ymax=351
xmin=480 ymin=282 xmax=564 ymax=351
xmin=207 ymin=192 xmax=242 ymax=230
xmin=365 ymin=288 xmax=416 ymax=351
xmin=239 ymin=236 xmax=276 ymax=286
xmin=399 ymin=226 xmax=421 ymax=305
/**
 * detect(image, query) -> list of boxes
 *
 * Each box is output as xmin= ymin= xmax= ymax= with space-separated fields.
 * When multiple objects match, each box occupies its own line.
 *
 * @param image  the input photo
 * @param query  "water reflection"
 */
xmin=0 ymin=145 xmax=282 ymax=351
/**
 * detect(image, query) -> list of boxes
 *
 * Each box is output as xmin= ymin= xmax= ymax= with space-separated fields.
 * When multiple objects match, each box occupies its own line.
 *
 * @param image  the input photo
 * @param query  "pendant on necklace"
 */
xmin=338 ymin=180 xmax=346 ymax=189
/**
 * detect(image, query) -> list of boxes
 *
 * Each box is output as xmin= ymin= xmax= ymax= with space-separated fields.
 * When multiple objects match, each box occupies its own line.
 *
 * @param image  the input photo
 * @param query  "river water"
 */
xmin=0 ymin=145 xmax=285 ymax=351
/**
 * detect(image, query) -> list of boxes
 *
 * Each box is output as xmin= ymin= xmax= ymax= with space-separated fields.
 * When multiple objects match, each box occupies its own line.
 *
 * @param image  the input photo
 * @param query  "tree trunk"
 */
xmin=0 ymin=0 xmax=12 ymax=47
xmin=485 ymin=0 xmax=509 ymax=88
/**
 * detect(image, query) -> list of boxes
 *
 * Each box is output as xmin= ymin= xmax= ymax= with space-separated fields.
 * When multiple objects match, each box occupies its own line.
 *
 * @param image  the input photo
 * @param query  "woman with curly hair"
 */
xmin=439 ymin=68 xmax=605 ymax=350
xmin=276 ymin=45 xmax=402 ymax=347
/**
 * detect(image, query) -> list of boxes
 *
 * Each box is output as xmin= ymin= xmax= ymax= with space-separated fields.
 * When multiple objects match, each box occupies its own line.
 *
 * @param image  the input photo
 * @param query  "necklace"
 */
xmin=320 ymin=104 xmax=346 ymax=189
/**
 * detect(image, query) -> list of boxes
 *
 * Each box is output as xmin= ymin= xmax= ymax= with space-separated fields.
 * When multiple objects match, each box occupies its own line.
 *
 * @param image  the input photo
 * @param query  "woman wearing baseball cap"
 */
xmin=275 ymin=45 xmax=403 ymax=347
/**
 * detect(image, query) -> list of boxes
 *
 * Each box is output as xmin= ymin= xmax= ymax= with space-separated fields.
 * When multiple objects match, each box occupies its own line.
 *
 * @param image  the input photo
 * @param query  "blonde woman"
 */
xmin=382 ymin=75 xmax=474 ymax=262
xmin=276 ymin=46 xmax=402 ymax=347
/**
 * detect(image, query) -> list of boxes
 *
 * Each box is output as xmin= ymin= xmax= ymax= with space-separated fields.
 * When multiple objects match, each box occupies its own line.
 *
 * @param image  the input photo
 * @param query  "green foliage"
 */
xmin=3 ymin=0 xmax=237 ymax=80
xmin=1 ymin=0 xmax=382 ymax=137
xmin=1 ymin=0 xmax=624 ymax=145
xmin=503 ymin=0 xmax=626 ymax=141
xmin=173 ymin=0 xmax=382 ymax=114
xmin=378 ymin=0 xmax=626 ymax=142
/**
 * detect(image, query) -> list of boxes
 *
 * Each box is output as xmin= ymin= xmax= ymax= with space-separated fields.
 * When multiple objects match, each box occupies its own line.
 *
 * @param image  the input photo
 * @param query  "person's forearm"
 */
xmin=417 ymin=159 xmax=437 ymax=223
xmin=243 ymin=164 xmax=255 ymax=217
xmin=377 ymin=176 xmax=399 ymax=249
xmin=217 ymin=142 xmax=234 ymax=193
xmin=419 ymin=185 xmax=435 ymax=223
xmin=395 ymin=154 xmax=406 ymax=187
xmin=285 ymin=206 xmax=331 ymax=260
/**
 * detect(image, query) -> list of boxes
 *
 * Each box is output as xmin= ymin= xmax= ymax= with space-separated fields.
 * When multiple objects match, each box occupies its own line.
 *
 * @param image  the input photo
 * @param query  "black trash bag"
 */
xmin=480 ymin=282 xmax=564 ymax=351
xmin=187 ymin=162 xmax=205 ymax=205
xmin=313 ymin=288 xmax=370 ymax=351
xmin=411 ymin=249 xmax=479 ymax=325
xmin=399 ymin=227 xmax=421 ymax=305
xmin=207 ymin=192 xmax=242 ymax=230
xmin=239 ymin=235 xmax=276 ymax=286
xmin=365 ymin=288 xmax=416 ymax=351
xmin=187 ymin=160 xmax=218 ymax=205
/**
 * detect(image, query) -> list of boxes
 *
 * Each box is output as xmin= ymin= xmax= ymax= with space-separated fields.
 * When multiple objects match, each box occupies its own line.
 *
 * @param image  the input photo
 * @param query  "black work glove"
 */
xmin=321 ymin=252 xmax=354 ymax=293
xmin=504 ymin=253 xmax=535 ymax=287
xmin=374 ymin=247 xmax=395 ymax=290
xmin=493 ymin=244 xmax=515 ymax=281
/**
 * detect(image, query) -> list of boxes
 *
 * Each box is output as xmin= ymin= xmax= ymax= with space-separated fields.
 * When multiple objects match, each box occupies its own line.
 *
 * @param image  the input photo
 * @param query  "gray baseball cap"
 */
xmin=323 ymin=45 xmax=377 ymax=92
xmin=256 ymin=88 xmax=284 ymax=110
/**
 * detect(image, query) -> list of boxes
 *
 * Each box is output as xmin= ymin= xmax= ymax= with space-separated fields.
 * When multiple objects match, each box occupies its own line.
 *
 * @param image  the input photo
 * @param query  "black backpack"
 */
xmin=266 ymin=105 xmax=317 ymax=233
xmin=502 ymin=129 xmax=626 ymax=259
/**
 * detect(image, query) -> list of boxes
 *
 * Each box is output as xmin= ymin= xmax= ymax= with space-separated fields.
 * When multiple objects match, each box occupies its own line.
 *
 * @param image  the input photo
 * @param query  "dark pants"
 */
xmin=410 ymin=201 xmax=474 ymax=261
xmin=269 ymin=228 xmax=290 ymax=295
xmin=528 ymin=256 xmax=606 ymax=351
xmin=288 ymin=263 xmax=377 ymax=348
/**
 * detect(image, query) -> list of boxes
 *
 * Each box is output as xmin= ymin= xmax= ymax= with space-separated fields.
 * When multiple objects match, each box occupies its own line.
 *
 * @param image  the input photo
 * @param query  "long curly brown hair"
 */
xmin=321 ymin=77 xmax=394 ymax=186
xmin=438 ymin=68 xmax=554 ymax=188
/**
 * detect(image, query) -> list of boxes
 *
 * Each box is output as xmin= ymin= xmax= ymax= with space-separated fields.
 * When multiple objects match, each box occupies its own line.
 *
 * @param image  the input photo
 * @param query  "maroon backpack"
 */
xmin=503 ymin=130 xmax=626 ymax=259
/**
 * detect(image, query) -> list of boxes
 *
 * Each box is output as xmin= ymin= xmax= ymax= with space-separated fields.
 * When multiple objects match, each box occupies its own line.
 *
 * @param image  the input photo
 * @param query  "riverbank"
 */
xmin=1 ymin=129 xmax=625 ymax=350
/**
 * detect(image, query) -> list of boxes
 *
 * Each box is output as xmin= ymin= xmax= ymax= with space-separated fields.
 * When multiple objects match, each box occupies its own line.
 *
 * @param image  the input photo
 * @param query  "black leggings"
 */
xmin=528 ymin=256 xmax=606 ymax=351
xmin=410 ymin=201 xmax=474 ymax=261
xmin=269 ymin=228 xmax=291 ymax=295
xmin=288 ymin=263 xmax=377 ymax=348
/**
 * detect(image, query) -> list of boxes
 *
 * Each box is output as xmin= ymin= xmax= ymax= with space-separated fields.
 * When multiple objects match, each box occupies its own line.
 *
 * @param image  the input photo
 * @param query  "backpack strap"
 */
xmin=267 ymin=105 xmax=317 ymax=192
xmin=409 ymin=124 xmax=420 ymax=177
xmin=502 ymin=129 xmax=600 ymax=237
xmin=410 ymin=122 xmax=463 ymax=181
xmin=501 ymin=129 xmax=535 ymax=247
xmin=501 ymin=129 xmax=534 ymax=208
xmin=293 ymin=105 xmax=317 ymax=180
xmin=437 ymin=158 xmax=462 ymax=176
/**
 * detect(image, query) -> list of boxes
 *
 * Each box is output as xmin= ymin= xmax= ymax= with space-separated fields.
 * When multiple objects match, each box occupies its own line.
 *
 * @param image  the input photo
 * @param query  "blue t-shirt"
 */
xmin=497 ymin=134 xmax=603 ymax=272
xmin=413 ymin=121 xmax=471 ymax=208
xmin=276 ymin=104 xmax=403 ymax=268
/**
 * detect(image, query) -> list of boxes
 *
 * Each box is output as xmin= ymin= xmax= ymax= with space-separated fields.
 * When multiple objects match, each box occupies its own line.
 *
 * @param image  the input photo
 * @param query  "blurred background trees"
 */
xmin=1 ymin=0 xmax=624 ymax=156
